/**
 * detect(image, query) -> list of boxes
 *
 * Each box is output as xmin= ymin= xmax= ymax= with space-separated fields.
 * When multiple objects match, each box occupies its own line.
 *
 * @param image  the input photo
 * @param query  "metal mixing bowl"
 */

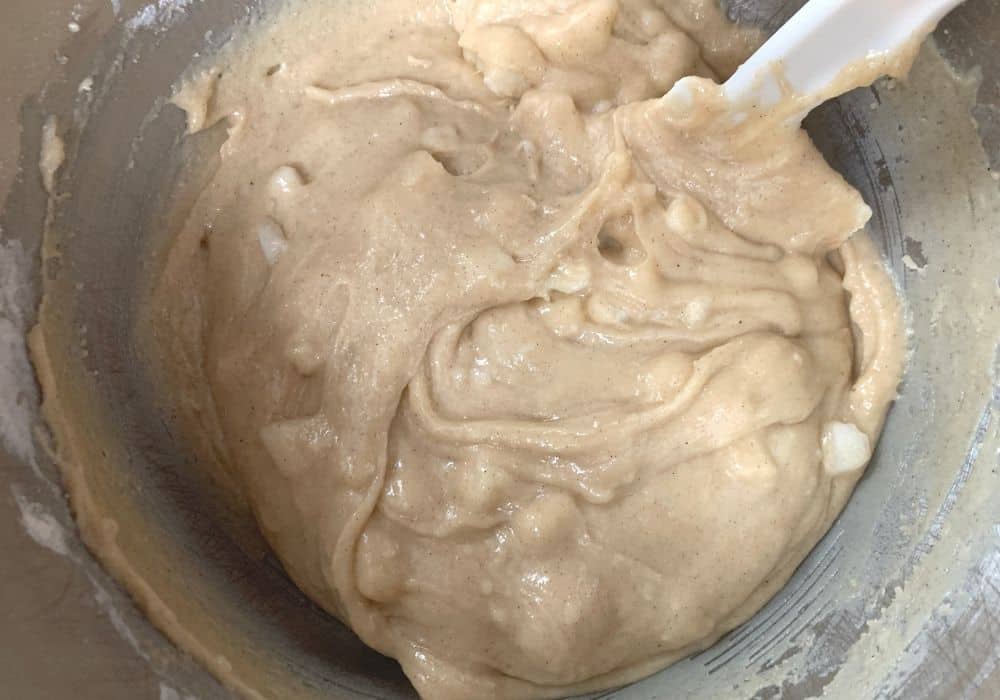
xmin=1 ymin=1 xmax=998 ymax=698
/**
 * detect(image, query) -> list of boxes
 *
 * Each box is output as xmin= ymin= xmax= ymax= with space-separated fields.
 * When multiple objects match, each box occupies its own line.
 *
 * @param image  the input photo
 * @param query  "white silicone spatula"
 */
xmin=720 ymin=0 xmax=965 ymax=112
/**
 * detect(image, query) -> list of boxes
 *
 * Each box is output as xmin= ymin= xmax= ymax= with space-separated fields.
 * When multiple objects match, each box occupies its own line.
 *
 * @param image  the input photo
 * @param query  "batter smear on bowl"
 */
xmin=149 ymin=0 xmax=904 ymax=697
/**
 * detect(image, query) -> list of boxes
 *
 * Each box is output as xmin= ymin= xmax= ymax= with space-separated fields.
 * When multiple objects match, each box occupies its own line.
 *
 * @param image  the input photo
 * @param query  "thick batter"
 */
xmin=150 ymin=0 xmax=904 ymax=697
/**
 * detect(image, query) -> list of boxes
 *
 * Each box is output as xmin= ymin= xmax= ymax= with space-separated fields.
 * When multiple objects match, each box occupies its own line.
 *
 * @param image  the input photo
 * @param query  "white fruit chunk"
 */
xmin=821 ymin=421 xmax=872 ymax=475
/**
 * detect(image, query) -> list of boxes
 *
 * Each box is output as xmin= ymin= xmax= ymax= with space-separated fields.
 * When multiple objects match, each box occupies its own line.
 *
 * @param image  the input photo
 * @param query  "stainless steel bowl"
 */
xmin=2 ymin=1 xmax=998 ymax=698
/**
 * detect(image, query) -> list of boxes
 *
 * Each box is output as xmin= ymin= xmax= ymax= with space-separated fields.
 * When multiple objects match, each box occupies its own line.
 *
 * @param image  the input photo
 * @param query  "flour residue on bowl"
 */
xmin=39 ymin=115 xmax=64 ymax=195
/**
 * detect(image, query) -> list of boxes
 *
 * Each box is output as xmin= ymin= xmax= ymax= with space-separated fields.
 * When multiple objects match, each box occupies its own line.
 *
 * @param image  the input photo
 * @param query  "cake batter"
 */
xmin=149 ymin=0 xmax=904 ymax=697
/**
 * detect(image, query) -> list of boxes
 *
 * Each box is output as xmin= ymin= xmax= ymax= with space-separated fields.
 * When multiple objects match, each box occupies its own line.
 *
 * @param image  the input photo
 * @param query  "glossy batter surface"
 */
xmin=151 ymin=1 xmax=904 ymax=697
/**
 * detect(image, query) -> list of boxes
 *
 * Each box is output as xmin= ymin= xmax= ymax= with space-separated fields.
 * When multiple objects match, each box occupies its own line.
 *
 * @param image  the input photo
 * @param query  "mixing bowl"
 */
xmin=1 ymin=0 xmax=998 ymax=698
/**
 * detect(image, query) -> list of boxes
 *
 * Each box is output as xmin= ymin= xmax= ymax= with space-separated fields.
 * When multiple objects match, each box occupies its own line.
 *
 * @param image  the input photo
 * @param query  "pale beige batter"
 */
xmin=149 ymin=0 xmax=904 ymax=697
